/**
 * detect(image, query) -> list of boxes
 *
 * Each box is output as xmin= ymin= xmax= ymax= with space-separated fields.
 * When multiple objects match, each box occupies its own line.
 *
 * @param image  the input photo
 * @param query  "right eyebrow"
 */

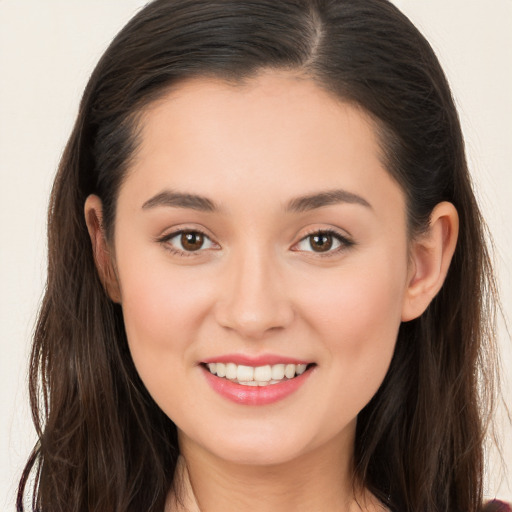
xmin=285 ymin=189 xmax=372 ymax=213
xmin=141 ymin=190 xmax=218 ymax=212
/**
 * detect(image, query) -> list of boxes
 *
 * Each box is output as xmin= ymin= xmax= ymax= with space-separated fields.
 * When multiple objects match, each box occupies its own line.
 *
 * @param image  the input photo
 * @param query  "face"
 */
xmin=105 ymin=72 xmax=413 ymax=466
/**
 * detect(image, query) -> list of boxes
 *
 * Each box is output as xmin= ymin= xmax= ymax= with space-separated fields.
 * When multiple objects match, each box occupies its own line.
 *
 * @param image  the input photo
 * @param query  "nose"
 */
xmin=214 ymin=248 xmax=294 ymax=339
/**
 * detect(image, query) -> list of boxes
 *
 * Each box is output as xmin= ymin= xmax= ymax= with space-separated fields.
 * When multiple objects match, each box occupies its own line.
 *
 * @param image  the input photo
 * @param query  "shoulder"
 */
xmin=483 ymin=500 xmax=512 ymax=512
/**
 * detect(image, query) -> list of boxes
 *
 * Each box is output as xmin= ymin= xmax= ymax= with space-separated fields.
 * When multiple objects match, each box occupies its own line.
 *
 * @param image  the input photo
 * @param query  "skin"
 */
xmin=85 ymin=71 xmax=458 ymax=512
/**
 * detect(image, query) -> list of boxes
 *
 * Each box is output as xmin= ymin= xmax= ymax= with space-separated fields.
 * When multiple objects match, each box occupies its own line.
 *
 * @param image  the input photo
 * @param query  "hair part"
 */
xmin=18 ymin=1 xmax=500 ymax=511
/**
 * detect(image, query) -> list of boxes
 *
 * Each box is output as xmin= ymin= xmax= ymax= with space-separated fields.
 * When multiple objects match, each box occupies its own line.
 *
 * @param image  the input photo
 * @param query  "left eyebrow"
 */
xmin=141 ymin=190 xmax=218 ymax=212
xmin=285 ymin=189 xmax=372 ymax=212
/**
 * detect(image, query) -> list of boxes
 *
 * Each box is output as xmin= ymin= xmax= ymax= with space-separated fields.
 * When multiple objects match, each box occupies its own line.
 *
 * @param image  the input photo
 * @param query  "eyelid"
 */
xmin=156 ymin=226 xmax=220 ymax=256
xmin=155 ymin=225 xmax=354 ymax=257
xmin=291 ymin=228 xmax=355 ymax=256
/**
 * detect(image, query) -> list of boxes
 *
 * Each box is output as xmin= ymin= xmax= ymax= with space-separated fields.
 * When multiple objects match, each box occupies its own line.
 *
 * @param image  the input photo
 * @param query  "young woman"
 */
xmin=16 ymin=1 xmax=508 ymax=511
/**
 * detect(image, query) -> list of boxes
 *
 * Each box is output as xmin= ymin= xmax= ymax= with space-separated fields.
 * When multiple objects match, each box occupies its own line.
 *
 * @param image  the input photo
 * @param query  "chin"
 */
xmin=182 ymin=419 xmax=339 ymax=468
xmin=209 ymin=443 xmax=307 ymax=467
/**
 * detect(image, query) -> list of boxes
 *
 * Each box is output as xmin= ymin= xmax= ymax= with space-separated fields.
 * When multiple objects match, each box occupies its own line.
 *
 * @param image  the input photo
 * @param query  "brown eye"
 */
xmin=180 ymin=231 xmax=205 ymax=251
xmin=294 ymin=230 xmax=352 ymax=255
xmin=309 ymin=233 xmax=333 ymax=252
xmin=161 ymin=229 xmax=217 ymax=255
xmin=161 ymin=229 xmax=217 ymax=254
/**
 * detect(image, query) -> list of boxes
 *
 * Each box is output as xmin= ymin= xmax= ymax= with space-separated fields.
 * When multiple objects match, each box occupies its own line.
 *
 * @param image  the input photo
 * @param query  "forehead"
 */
xmin=121 ymin=71 xmax=405 ymax=222
xmin=138 ymin=72 xmax=380 ymax=154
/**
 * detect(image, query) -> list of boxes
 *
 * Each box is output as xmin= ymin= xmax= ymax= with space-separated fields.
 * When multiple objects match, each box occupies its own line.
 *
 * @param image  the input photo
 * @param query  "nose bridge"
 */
xmin=215 ymin=242 xmax=293 ymax=338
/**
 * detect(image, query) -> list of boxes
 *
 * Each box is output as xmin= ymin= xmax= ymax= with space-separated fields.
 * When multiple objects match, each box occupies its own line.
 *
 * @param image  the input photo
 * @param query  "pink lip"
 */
xmin=201 ymin=365 xmax=314 ymax=406
xmin=202 ymin=354 xmax=311 ymax=366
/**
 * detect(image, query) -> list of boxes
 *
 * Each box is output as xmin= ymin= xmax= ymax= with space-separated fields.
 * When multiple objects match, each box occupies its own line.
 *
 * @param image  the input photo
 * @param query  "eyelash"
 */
xmin=157 ymin=228 xmax=354 ymax=257
xmin=293 ymin=229 xmax=355 ymax=257
xmin=157 ymin=229 xmax=217 ymax=257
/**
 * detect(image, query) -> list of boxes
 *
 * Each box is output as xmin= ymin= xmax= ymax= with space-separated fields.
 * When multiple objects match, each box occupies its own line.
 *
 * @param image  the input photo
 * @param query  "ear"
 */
xmin=401 ymin=201 xmax=459 ymax=322
xmin=84 ymin=195 xmax=122 ymax=303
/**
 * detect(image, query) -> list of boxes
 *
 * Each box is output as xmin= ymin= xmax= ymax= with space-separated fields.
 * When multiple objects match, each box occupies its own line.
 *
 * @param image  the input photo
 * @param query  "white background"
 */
xmin=1 ymin=1 xmax=511 ymax=509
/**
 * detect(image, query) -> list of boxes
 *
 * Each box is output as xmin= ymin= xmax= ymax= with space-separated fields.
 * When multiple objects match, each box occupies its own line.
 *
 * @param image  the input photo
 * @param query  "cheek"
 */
xmin=302 ymin=255 xmax=406 ymax=338
xmin=115 ymin=254 xmax=214 ymax=390
xmin=298 ymin=254 xmax=407 ymax=406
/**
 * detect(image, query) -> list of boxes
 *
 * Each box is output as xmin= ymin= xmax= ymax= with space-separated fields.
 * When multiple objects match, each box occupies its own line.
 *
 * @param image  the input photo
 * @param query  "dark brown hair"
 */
xmin=18 ymin=1 xmax=499 ymax=511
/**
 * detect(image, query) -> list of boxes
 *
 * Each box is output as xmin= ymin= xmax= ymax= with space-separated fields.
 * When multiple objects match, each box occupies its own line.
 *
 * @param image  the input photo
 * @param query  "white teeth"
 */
xmin=206 ymin=362 xmax=310 ymax=384
xmin=216 ymin=362 xmax=226 ymax=377
xmin=296 ymin=364 xmax=307 ymax=375
xmin=254 ymin=365 xmax=272 ymax=382
xmin=284 ymin=364 xmax=296 ymax=379
xmin=271 ymin=364 xmax=285 ymax=380
xmin=236 ymin=365 xmax=254 ymax=382
xmin=238 ymin=379 xmax=283 ymax=386
xmin=226 ymin=362 xmax=237 ymax=380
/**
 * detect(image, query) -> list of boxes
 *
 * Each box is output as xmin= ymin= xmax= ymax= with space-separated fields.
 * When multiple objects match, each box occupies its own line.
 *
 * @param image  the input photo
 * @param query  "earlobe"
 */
xmin=84 ymin=195 xmax=122 ymax=303
xmin=401 ymin=201 xmax=459 ymax=322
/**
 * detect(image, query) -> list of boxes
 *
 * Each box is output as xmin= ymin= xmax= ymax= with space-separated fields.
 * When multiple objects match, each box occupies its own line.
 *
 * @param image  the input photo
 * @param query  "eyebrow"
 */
xmin=142 ymin=190 xmax=218 ymax=212
xmin=141 ymin=188 xmax=371 ymax=213
xmin=285 ymin=189 xmax=372 ymax=212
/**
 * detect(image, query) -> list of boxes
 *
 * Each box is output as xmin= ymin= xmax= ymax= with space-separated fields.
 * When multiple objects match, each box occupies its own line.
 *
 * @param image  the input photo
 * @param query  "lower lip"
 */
xmin=202 ymin=366 xmax=314 ymax=406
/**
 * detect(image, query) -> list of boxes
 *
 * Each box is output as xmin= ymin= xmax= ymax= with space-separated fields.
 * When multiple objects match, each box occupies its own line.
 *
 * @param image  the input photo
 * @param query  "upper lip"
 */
xmin=201 ymin=354 xmax=312 ymax=366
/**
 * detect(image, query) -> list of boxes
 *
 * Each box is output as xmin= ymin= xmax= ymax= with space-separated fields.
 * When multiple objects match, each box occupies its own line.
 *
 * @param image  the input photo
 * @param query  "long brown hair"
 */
xmin=18 ymin=1 xmax=499 ymax=511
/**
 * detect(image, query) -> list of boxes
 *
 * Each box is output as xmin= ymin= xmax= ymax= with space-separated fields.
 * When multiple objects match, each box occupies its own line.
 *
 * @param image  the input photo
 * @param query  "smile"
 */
xmin=205 ymin=362 xmax=308 ymax=386
xmin=201 ymin=359 xmax=315 ymax=405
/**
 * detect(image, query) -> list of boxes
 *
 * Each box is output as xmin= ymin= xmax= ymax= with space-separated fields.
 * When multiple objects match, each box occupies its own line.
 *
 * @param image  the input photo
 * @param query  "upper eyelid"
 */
xmin=157 ymin=225 xmax=214 ymax=241
xmin=164 ymin=229 xmax=213 ymax=242
xmin=296 ymin=227 xmax=353 ymax=243
xmin=291 ymin=228 xmax=355 ymax=254
xmin=157 ymin=228 xmax=219 ymax=257
xmin=156 ymin=226 xmax=353 ymax=249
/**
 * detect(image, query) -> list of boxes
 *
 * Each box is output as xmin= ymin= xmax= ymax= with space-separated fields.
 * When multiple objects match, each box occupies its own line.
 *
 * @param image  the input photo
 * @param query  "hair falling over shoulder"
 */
xmin=17 ymin=1 xmax=502 ymax=511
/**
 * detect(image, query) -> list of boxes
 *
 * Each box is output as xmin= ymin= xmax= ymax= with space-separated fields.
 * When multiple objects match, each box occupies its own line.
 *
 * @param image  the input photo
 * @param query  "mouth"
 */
xmin=200 ymin=360 xmax=316 ymax=405
xmin=202 ymin=362 xmax=312 ymax=386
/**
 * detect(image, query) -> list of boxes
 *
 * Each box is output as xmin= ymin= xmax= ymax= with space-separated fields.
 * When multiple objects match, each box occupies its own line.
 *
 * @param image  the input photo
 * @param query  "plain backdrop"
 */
xmin=1 ymin=1 xmax=511 ymax=509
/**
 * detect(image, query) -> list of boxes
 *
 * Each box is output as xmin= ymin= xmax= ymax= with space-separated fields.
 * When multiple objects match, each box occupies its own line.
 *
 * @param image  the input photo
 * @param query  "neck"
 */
xmin=167 ymin=427 xmax=385 ymax=512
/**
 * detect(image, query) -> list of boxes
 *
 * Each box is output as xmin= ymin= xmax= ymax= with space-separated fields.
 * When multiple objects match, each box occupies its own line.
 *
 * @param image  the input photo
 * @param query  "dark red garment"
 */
xmin=483 ymin=501 xmax=512 ymax=512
